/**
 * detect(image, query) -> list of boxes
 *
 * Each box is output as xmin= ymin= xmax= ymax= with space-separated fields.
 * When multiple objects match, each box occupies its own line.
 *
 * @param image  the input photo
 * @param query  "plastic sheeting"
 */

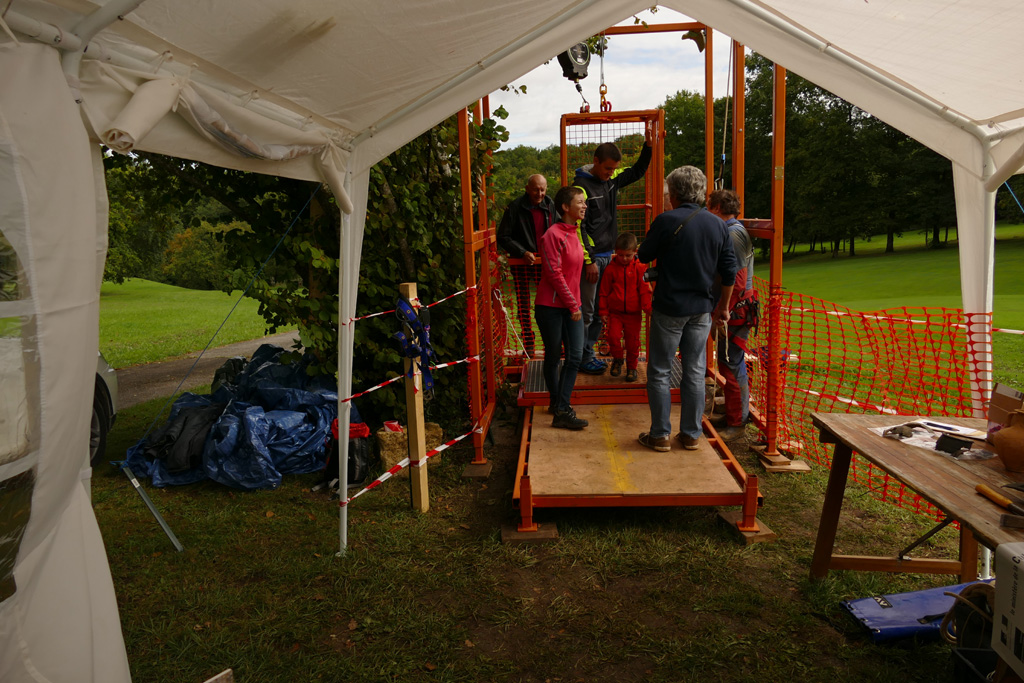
xmin=127 ymin=345 xmax=340 ymax=490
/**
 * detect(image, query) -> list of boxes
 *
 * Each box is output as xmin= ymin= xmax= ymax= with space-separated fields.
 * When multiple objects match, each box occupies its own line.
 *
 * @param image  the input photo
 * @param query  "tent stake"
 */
xmin=121 ymin=465 xmax=184 ymax=552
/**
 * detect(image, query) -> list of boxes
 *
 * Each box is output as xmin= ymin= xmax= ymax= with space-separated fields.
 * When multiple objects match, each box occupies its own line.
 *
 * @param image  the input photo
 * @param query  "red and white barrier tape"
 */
xmin=339 ymin=424 xmax=483 ymax=507
xmin=793 ymin=386 xmax=899 ymax=415
xmin=339 ymin=354 xmax=479 ymax=403
xmin=431 ymin=355 xmax=479 ymax=370
xmin=340 ymin=375 xmax=404 ymax=404
xmin=422 ymin=285 xmax=477 ymax=309
xmin=342 ymin=285 xmax=478 ymax=326
xmin=783 ymin=306 xmax=1024 ymax=335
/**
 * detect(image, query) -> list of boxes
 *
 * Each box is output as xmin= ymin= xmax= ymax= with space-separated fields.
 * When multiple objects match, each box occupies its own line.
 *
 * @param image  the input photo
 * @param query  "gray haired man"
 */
xmin=636 ymin=166 xmax=737 ymax=452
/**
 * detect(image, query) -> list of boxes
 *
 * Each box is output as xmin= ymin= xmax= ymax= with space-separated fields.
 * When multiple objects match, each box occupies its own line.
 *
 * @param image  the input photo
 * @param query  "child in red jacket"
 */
xmin=598 ymin=233 xmax=652 ymax=382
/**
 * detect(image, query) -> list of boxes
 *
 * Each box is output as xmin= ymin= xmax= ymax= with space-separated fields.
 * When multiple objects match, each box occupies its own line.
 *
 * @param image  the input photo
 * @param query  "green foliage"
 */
xmin=103 ymin=161 xmax=184 ymax=283
xmin=740 ymin=52 xmax=957 ymax=254
xmin=122 ymin=112 xmax=508 ymax=430
xmin=161 ymin=221 xmax=248 ymax=290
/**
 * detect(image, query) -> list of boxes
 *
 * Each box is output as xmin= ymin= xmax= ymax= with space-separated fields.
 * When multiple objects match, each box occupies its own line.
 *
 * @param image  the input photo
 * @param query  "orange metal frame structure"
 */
xmin=456 ymin=21 xmax=789 ymax=532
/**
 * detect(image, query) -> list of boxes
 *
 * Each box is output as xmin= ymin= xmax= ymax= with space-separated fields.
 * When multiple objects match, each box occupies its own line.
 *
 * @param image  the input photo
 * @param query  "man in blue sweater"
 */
xmin=636 ymin=166 xmax=737 ymax=452
xmin=574 ymin=123 xmax=654 ymax=374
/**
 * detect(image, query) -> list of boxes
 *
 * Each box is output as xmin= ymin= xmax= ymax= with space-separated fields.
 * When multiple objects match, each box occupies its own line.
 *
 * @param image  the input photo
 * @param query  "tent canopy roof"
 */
xmin=8 ymin=0 xmax=1024 ymax=180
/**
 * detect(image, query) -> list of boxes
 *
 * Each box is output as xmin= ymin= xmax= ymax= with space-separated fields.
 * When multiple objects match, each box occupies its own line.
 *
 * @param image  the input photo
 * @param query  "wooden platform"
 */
xmin=528 ymin=404 xmax=741 ymax=497
xmin=518 ymin=358 xmax=676 ymax=406
xmin=513 ymin=403 xmax=763 ymax=538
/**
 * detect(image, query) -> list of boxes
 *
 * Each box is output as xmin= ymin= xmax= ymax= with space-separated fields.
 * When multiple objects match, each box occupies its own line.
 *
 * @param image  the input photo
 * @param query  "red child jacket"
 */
xmin=599 ymin=256 xmax=652 ymax=317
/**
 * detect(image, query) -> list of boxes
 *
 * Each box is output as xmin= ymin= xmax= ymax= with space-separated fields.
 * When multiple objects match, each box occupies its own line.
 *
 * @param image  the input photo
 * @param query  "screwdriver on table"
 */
xmin=976 ymin=483 xmax=1024 ymax=517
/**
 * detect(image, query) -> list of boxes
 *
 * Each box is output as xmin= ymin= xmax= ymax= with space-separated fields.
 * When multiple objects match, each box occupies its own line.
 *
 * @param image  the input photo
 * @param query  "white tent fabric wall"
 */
xmin=0 ymin=43 xmax=131 ymax=682
xmin=2 ymin=1 xmax=1023 ymax=678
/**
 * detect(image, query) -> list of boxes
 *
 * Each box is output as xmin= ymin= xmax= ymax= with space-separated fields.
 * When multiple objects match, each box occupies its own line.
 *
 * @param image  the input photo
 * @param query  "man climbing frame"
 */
xmin=573 ymin=121 xmax=655 ymax=374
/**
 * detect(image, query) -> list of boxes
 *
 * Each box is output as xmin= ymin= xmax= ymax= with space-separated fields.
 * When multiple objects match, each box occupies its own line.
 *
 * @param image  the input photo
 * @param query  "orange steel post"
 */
xmin=473 ymin=101 xmax=499 ymax=419
xmin=738 ymin=474 xmax=760 ymax=532
xmin=459 ymin=108 xmax=487 ymax=464
xmin=559 ymin=116 xmax=569 ymax=184
xmin=704 ymin=27 xmax=714 ymax=189
xmin=732 ymin=40 xmax=746 ymax=208
xmin=518 ymin=475 xmax=538 ymax=532
xmin=765 ymin=65 xmax=786 ymax=459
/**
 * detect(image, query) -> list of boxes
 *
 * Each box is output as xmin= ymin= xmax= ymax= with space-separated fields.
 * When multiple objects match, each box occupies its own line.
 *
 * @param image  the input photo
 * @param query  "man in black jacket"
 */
xmin=636 ymin=166 xmax=737 ymax=453
xmin=574 ymin=123 xmax=654 ymax=374
xmin=497 ymin=174 xmax=555 ymax=355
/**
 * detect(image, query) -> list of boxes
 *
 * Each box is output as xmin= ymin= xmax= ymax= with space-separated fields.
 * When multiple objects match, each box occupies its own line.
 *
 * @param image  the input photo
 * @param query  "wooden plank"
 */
xmin=528 ymin=404 xmax=742 ymax=497
xmin=400 ymin=282 xmax=429 ymax=513
xmin=811 ymin=412 xmax=1024 ymax=551
xmin=827 ymin=555 xmax=964 ymax=575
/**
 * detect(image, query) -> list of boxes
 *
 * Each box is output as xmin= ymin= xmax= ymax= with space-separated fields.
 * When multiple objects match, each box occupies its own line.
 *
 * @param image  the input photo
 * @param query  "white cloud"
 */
xmin=490 ymin=9 xmax=741 ymax=150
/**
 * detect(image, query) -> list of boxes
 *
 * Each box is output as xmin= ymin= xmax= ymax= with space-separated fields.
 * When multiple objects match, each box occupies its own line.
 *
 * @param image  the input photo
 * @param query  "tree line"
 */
xmin=489 ymin=52 xmax=1024 ymax=257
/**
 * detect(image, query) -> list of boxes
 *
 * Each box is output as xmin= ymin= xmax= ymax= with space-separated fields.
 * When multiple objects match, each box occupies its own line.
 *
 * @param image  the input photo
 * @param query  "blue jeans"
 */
xmin=646 ymin=310 xmax=712 ymax=439
xmin=535 ymin=305 xmax=584 ymax=413
xmin=579 ymin=253 xmax=611 ymax=364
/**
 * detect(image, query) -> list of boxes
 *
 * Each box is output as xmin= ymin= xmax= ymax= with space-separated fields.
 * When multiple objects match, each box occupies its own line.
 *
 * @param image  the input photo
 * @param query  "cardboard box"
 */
xmin=994 ymin=542 xmax=1024 ymax=678
xmin=990 ymin=383 xmax=1024 ymax=434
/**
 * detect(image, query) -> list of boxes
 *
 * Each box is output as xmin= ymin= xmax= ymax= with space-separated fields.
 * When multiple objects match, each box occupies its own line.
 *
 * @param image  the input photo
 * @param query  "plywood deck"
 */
xmin=528 ymin=403 xmax=742 ymax=497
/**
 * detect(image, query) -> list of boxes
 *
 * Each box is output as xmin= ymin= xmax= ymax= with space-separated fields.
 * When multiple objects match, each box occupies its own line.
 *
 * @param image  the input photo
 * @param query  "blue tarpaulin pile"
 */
xmin=125 ymin=344 xmax=359 ymax=490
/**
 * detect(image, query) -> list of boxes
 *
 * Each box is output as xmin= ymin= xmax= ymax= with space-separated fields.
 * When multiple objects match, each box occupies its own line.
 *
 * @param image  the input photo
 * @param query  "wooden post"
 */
xmin=400 ymin=281 xmax=429 ymax=513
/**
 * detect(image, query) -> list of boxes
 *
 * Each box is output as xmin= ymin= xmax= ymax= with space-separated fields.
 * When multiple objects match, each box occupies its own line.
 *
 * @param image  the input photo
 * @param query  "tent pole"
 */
xmin=60 ymin=0 xmax=147 ymax=102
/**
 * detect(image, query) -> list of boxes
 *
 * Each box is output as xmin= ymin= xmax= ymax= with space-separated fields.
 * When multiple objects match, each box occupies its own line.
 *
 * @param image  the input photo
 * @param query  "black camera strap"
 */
xmin=672 ymin=208 xmax=702 ymax=237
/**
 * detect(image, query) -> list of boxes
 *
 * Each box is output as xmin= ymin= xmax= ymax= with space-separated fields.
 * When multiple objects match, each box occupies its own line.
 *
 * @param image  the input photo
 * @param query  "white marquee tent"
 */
xmin=1 ymin=1 xmax=1020 ymax=680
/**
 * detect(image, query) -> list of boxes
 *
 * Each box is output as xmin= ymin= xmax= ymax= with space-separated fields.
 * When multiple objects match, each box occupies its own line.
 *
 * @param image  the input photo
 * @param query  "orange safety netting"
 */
xmin=748 ymin=278 xmax=993 ymax=520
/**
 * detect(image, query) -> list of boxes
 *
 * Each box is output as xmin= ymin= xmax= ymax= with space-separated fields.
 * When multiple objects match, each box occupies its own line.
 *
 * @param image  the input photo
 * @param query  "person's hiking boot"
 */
xmin=610 ymin=359 xmax=624 ymax=377
xmin=708 ymin=412 xmax=729 ymax=427
xmin=675 ymin=433 xmax=700 ymax=450
xmin=717 ymin=424 xmax=747 ymax=441
xmin=625 ymin=368 xmax=639 ymax=382
xmin=552 ymin=408 xmax=588 ymax=430
xmin=638 ymin=432 xmax=671 ymax=452
xmin=580 ymin=358 xmax=607 ymax=375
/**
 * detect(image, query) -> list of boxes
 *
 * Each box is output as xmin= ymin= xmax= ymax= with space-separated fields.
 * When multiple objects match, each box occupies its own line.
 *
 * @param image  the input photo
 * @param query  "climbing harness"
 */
xmin=392 ymin=295 xmax=435 ymax=399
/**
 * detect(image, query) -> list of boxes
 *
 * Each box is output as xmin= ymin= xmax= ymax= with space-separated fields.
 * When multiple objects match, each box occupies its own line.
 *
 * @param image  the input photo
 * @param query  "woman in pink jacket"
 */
xmin=535 ymin=186 xmax=589 ymax=430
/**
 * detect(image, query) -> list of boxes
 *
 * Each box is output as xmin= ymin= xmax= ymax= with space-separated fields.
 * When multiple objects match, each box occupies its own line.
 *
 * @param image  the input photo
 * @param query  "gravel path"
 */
xmin=115 ymin=330 xmax=299 ymax=410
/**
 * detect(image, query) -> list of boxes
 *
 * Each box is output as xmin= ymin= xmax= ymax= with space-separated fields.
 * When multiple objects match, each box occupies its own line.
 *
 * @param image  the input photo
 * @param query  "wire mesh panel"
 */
xmin=748 ymin=280 xmax=986 ymax=520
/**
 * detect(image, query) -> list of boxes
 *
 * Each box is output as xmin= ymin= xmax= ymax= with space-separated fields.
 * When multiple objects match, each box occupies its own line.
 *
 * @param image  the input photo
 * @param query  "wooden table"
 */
xmin=810 ymin=412 xmax=1024 ymax=581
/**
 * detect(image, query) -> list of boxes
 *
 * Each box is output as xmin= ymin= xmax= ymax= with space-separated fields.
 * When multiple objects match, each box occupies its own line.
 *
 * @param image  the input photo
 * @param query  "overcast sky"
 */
xmin=489 ymin=8 xmax=740 ymax=150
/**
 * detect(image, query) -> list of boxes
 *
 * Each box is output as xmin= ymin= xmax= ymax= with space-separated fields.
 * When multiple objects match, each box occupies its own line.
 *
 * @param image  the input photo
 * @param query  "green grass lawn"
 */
xmin=100 ymin=279 xmax=272 ymax=368
xmin=765 ymin=223 xmax=1024 ymax=388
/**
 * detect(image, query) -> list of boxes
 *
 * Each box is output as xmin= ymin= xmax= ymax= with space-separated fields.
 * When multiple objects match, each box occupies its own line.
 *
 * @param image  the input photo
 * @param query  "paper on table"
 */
xmin=916 ymin=420 xmax=988 ymax=439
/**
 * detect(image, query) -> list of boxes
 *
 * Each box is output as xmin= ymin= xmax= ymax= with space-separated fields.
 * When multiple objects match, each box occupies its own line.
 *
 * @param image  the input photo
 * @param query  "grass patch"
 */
xmin=96 ymin=406 xmax=965 ymax=682
xmin=100 ymin=279 xmax=271 ymax=368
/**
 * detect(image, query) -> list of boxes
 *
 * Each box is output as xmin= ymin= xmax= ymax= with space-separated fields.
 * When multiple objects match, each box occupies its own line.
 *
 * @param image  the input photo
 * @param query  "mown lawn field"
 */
xmin=99 ymin=278 xmax=271 ymax=368
xmin=93 ymin=224 xmax=1020 ymax=682
xmin=767 ymin=223 xmax=1024 ymax=388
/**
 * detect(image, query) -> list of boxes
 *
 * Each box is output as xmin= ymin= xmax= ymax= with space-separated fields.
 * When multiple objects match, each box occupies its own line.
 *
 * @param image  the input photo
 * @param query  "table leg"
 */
xmin=958 ymin=527 xmax=978 ymax=583
xmin=810 ymin=441 xmax=853 ymax=580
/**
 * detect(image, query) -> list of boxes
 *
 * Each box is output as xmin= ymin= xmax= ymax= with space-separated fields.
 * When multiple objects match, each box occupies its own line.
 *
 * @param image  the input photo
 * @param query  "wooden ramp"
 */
xmin=514 ymin=401 xmax=761 ymax=536
xmin=528 ymin=404 xmax=741 ymax=497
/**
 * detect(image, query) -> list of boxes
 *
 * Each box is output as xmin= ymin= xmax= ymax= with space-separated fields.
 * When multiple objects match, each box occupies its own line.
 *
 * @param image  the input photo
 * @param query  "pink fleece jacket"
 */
xmin=534 ymin=222 xmax=583 ymax=312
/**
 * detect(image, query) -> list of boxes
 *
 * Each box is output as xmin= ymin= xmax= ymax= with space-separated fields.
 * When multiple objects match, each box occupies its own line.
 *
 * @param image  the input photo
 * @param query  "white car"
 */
xmin=92 ymin=352 xmax=118 ymax=466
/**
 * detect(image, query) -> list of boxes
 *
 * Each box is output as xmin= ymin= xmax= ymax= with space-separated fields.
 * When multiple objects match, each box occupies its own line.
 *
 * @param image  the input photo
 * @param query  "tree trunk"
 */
xmin=931 ymin=224 xmax=941 ymax=248
xmin=886 ymin=227 xmax=895 ymax=253
xmin=849 ymin=232 xmax=856 ymax=257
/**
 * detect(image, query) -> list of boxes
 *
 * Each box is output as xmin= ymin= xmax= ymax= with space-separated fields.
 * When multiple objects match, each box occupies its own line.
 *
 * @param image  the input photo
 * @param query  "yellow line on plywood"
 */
xmin=598 ymin=406 xmax=637 ymax=494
